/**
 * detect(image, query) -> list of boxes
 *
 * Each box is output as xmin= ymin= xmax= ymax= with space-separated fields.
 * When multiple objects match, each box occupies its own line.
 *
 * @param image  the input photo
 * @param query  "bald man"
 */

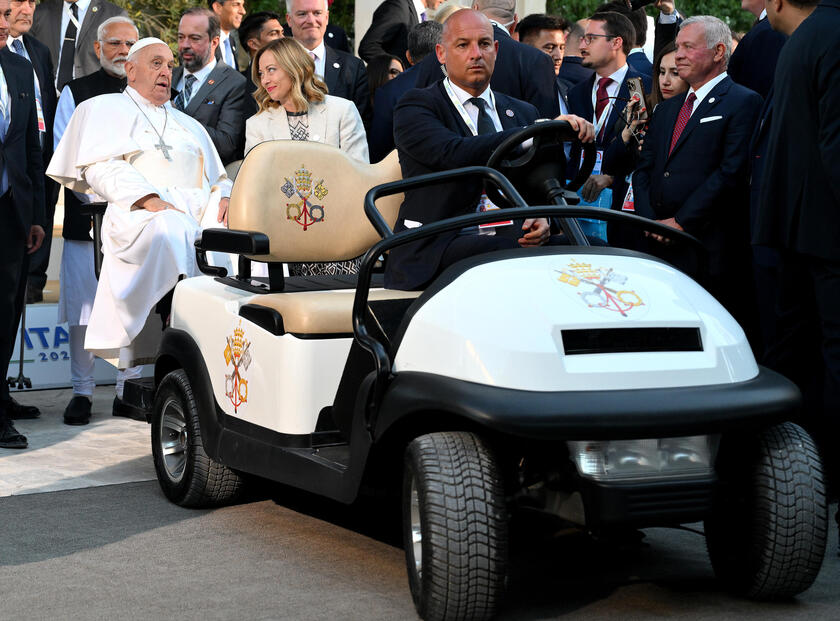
xmin=385 ymin=10 xmax=592 ymax=291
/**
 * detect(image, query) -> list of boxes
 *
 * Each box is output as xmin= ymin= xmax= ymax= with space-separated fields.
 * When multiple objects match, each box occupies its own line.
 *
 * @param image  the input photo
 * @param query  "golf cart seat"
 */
xmin=220 ymin=140 xmax=419 ymax=336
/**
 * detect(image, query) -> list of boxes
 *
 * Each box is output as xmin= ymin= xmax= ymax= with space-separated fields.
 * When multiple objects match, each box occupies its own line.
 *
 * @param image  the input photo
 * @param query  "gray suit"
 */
xmin=171 ymin=62 xmax=248 ymax=164
xmin=30 ymin=0 xmax=127 ymax=85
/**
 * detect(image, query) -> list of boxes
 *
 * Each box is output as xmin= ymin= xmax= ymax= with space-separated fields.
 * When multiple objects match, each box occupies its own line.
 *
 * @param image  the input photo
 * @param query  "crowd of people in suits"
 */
xmin=0 ymin=0 xmax=838 ymax=548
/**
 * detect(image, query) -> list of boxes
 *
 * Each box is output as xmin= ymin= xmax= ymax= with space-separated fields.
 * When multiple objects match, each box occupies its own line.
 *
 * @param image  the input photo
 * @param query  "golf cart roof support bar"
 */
xmin=352 ymin=201 xmax=708 ymax=433
xmin=363 ymin=165 xmax=528 ymax=238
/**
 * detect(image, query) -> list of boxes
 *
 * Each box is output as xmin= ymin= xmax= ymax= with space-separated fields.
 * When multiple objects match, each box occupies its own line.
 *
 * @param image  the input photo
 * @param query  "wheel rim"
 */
xmin=410 ymin=476 xmax=422 ymax=578
xmin=159 ymin=397 xmax=188 ymax=483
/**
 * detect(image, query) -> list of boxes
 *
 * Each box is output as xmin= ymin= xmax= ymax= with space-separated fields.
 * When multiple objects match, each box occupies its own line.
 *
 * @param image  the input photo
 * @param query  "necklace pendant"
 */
xmin=156 ymin=137 xmax=174 ymax=161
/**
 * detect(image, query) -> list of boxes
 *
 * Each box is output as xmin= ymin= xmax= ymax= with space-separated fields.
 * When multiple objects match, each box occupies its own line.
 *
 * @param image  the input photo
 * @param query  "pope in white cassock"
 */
xmin=48 ymin=38 xmax=232 ymax=367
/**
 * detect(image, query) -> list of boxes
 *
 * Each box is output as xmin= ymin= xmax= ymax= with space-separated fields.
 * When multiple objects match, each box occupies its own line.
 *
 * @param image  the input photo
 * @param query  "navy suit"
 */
xmin=556 ymin=56 xmax=593 ymax=87
xmin=567 ymin=67 xmax=652 ymax=215
xmin=633 ymin=76 xmax=762 ymax=321
xmin=627 ymin=51 xmax=652 ymax=78
xmin=369 ymin=63 xmax=418 ymax=163
xmin=385 ymin=82 xmax=539 ymax=290
xmin=19 ymin=34 xmax=58 ymax=292
xmin=323 ymin=46 xmax=372 ymax=130
xmin=0 ymin=48 xmax=46 ymax=412
xmin=728 ymin=17 xmax=786 ymax=100
xmin=412 ymin=25 xmax=559 ymax=119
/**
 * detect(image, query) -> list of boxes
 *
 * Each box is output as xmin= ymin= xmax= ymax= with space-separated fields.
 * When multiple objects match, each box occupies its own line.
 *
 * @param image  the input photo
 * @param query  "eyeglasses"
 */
xmin=582 ymin=34 xmax=615 ymax=44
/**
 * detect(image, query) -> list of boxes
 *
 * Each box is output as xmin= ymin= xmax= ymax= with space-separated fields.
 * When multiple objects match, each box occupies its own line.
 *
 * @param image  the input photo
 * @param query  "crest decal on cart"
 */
xmin=223 ymin=321 xmax=251 ymax=413
xmin=555 ymin=260 xmax=645 ymax=317
xmin=282 ymin=164 xmax=328 ymax=231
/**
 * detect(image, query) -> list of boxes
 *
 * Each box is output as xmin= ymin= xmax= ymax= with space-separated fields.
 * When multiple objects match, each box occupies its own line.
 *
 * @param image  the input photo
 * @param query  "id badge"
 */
xmin=477 ymin=192 xmax=513 ymax=231
xmin=622 ymin=179 xmax=635 ymax=212
xmin=580 ymin=149 xmax=604 ymax=176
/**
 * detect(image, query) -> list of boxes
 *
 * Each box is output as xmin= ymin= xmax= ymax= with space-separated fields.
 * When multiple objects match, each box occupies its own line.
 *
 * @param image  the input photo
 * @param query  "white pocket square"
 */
xmin=700 ymin=115 xmax=723 ymax=124
xmin=404 ymin=219 xmax=422 ymax=229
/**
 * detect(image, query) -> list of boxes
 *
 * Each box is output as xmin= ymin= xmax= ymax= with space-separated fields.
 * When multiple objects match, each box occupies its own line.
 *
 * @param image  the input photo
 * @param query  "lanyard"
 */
xmin=442 ymin=78 xmax=496 ymax=137
xmin=593 ymin=94 xmax=614 ymax=139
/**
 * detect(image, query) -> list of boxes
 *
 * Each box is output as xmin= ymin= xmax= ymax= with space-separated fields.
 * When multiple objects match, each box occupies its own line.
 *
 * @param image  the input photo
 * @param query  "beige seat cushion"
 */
xmin=248 ymin=288 xmax=422 ymax=334
xmin=229 ymin=142 xmax=403 ymax=263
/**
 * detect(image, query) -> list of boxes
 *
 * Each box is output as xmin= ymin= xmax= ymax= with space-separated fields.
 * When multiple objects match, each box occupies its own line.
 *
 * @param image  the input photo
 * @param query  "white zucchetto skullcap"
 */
xmin=127 ymin=37 xmax=169 ymax=60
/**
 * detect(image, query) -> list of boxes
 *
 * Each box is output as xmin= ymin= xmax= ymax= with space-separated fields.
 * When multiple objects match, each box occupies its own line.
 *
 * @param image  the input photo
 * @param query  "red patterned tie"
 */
xmin=669 ymin=92 xmax=697 ymax=155
xmin=595 ymin=76 xmax=612 ymax=125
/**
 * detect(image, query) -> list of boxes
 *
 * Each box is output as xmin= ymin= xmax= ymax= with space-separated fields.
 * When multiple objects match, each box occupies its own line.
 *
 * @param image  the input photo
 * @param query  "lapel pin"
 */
xmin=91 ymin=5 xmax=98 ymax=11
xmin=505 ymin=109 xmax=514 ymax=117
xmin=333 ymin=62 xmax=340 ymax=68
xmin=208 ymin=79 xmax=215 ymax=85
xmin=328 ymin=32 xmax=334 ymax=38
xmin=708 ymin=97 xmax=715 ymax=103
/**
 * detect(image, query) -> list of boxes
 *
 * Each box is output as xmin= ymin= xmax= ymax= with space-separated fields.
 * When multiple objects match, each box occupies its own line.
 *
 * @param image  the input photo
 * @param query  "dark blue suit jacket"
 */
xmin=412 ymin=25 xmax=559 ymax=119
xmin=556 ymin=56 xmax=593 ymax=87
xmin=627 ymin=51 xmax=652 ymax=78
xmin=369 ymin=64 xmax=418 ymax=163
xmin=385 ymin=82 xmax=539 ymax=290
xmin=632 ymin=76 xmax=762 ymax=274
xmin=727 ymin=17 xmax=786 ymax=100
xmin=567 ymin=67 xmax=651 ymax=211
xmin=0 ymin=49 xmax=45 ymax=238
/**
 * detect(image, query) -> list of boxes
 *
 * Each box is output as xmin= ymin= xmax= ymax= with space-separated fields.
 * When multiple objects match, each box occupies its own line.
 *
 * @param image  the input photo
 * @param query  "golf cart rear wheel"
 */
xmin=403 ymin=431 xmax=507 ymax=621
xmin=705 ymin=422 xmax=828 ymax=599
xmin=151 ymin=369 xmax=243 ymax=508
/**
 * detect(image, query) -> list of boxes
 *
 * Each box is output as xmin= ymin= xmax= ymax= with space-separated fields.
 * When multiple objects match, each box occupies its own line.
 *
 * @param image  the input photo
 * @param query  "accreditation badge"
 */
xmin=477 ymin=192 xmax=514 ymax=232
xmin=36 ymin=98 xmax=45 ymax=133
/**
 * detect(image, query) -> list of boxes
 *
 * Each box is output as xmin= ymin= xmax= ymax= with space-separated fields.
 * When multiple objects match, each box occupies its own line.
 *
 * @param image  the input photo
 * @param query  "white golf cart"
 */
xmin=126 ymin=124 xmax=827 ymax=620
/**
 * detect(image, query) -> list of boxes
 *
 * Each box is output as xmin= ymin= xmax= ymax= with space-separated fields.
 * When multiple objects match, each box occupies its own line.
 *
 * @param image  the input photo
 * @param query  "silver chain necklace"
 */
xmin=125 ymin=91 xmax=174 ymax=161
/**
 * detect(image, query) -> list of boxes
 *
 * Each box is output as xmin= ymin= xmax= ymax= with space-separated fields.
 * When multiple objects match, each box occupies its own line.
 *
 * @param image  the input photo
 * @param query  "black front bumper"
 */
xmin=375 ymin=366 xmax=800 ymax=440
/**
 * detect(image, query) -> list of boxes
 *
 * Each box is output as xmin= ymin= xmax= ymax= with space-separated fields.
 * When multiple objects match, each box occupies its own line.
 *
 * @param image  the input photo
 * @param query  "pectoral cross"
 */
xmin=155 ymin=136 xmax=173 ymax=162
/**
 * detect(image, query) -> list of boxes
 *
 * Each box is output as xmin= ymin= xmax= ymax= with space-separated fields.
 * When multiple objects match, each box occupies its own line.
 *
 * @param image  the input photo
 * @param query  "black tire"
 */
xmin=705 ymin=422 xmax=828 ymax=599
xmin=402 ymin=431 xmax=507 ymax=621
xmin=151 ymin=369 xmax=244 ymax=507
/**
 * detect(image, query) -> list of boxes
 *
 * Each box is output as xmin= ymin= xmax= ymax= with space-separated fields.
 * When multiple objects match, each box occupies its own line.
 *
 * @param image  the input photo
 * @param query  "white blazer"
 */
xmin=244 ymin=94 xmax=369 ymax=163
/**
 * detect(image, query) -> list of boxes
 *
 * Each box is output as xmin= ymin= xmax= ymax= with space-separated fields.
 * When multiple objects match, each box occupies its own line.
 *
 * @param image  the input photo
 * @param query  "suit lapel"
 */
xmin=495 ymin=94 xmax=524 ymax=130
xmin=76 ymin=0 xmax=100 ymax=50
xmin=323 ymin=47 xmax=340 ymax=93
xmin=170 ymin=67 xmax=183 ymax=102
xmin=307 ymin=100 xmax=327 ymax=142
xmin=603 ymin=75 xmax=632 ymax=144
xmin=668 ymin=76 xmax=730 ymax=159
xmin=571 ymin=75 xmax=595 ymax=121
xmin=185 ymin=64 xmax=224 ymax=115
xmin=0 ymin=51 xmax=20 ymax=137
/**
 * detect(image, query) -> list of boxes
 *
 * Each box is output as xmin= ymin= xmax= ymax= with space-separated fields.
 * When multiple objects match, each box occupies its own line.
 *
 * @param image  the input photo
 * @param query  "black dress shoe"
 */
xmin=63 ymin=396 xmax=92 ymax=426
xmin=113 ymin=396 xmax=146 ymax=422
xmin=6 ymin=396 xmax=40 ymax=419
xmin=0 ymin=417 xmax=28 ymax=449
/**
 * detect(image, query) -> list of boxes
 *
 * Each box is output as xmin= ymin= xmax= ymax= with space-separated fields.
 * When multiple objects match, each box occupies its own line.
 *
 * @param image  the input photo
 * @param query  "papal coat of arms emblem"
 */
xmin=281 ymin=165 xmax=328 ymax=231
xmin=556 ymin=260 xmax=645 ymax=317
xmin=223 ymin=321 xmax=251 ymax=413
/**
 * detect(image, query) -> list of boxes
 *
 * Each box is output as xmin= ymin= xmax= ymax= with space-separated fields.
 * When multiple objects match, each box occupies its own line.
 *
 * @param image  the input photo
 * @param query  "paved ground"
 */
xmin=1 ymin=387 xmax=838 ymax=620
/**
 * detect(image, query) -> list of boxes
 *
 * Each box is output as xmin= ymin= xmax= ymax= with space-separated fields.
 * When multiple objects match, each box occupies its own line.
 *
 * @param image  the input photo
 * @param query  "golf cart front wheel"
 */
xmin=403 ymin=431 xmax=507 ymax=621
xmin=705 ymin=422 xmax=828 ymax=599
xmin=151 ymin=369 xmax=244 ymax=508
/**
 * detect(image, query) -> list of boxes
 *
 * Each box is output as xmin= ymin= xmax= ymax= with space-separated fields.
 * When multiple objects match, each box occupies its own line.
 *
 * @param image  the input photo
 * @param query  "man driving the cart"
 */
xmin=385 ymin=9 xmax=595 ymax=291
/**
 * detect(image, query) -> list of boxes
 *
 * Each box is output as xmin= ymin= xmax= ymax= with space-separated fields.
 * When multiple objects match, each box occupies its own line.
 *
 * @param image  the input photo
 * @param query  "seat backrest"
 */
xmin=228 ymin=141 xmax=403 ymax=263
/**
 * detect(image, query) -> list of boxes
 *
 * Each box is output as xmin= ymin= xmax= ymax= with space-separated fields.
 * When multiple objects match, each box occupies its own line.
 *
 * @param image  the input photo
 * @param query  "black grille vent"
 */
xmin=562 ymin=327 xmax=702 ymax=355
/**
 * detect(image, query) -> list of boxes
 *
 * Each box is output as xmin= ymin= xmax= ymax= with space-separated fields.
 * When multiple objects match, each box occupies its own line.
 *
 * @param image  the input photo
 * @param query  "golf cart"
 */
xmin=127 ymin=124 xmax=827 ymax=620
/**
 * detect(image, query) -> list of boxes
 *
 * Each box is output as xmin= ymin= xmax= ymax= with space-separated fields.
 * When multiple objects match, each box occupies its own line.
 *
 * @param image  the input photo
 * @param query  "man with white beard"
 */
xmin=52 ymin=16 xmax=139 ymax=425
xmin=48 ymin=37 xmax=231 ymax=424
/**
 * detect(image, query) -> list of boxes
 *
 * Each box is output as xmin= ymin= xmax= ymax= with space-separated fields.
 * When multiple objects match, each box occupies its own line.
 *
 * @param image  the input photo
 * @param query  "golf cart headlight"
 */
xmin=567 ymin=435 xmax=718 ymax=481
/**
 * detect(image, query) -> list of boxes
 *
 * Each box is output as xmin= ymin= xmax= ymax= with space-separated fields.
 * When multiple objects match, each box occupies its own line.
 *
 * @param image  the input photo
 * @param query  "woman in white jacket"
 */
xmin=245 ymin=37 xmax=369 ymax=275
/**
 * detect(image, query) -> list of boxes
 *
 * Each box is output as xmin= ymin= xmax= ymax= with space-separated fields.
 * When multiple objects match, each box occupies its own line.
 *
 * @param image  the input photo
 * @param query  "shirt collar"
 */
xmin=67 ymin=0 xmax=92 ymax=13
xmin=488 ymin=21 xmax=511 ymax=37
xmin=185 ymin=57 xmax=216 ymax=82
xmin=689 ymin=71 xmax=728 ymax=105
xmin=310 ymin=40 xmax=327 ymax=60
xmin=596 ymin=64 xmax=629 ymax=87
xmin=8 ymin=34 xmax=24 ymax=49
xmin=759 ymin=9 xmax=767 ymax=20
xmin=412 ymin=0 xmax=425 ymax=20
xmin=125 ymin=85 xmax=166 ymax=109
xmin=447 ymin=78 xmax=494 ymax=111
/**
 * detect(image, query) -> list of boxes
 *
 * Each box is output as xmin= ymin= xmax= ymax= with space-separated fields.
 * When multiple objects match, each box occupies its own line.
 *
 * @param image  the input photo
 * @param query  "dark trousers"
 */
xmin=764 ymin=251 xmax=840 ymax=491
xmin=26 ymin=178 xmax=59 ymax=291
xmin=0 ymin=192 xmax=30 ymax=409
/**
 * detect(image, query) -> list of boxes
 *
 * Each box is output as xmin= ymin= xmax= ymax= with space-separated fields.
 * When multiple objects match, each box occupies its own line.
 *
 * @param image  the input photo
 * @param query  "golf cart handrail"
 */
xmin=354 ymin=184 xmax=708 ymax=431
xmin=363 ymin=165 xmax=528 ymax=238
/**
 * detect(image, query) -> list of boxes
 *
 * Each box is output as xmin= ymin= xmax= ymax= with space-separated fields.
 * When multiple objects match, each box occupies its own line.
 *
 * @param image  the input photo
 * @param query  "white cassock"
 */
xmin=47 ymin=85 xmax=232 ymax=367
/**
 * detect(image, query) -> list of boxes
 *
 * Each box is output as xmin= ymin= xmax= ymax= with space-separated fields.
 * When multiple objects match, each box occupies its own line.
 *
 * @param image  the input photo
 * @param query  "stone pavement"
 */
xmin=0 ymin=386 xmax=154 ymax=497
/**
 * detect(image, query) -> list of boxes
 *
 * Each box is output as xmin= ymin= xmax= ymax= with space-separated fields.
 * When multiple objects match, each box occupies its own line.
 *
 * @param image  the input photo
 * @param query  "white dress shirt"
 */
xmin=590 ymin=64 xmax=629 ymax=126
xmin=175 ymin=58 xmax=217 ymax=108
xmin=447 ymin=79 xmax=502 ymax=133
xmin=686 ymin=71 xmax=728 ymax=117
xmin=219 ymin=29 xmax=235 ymax=67
xmin=411 ymin=0 xmax=425 ymax=21
xmin=57 ymin=0 xmax=91 ymax=76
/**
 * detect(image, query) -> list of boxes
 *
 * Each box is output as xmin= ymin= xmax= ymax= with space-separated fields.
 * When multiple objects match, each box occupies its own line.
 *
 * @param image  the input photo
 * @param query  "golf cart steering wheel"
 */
xmin=485 ymin=120 xmax=597 ymax=207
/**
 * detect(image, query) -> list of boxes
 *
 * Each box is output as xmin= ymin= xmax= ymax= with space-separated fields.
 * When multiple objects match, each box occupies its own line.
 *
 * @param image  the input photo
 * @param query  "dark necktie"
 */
xmin=467 ymin=97 xmax=496 ymax=135
xmin=57 ymin=2 xmax=78 ymax=90
xmin=669 ymin=92 xmax=697 ymax=155
xmin=174 ymin=74 xmax=197 ymax=111
xmin=594 ymin=76 xmax=612 ymax=124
